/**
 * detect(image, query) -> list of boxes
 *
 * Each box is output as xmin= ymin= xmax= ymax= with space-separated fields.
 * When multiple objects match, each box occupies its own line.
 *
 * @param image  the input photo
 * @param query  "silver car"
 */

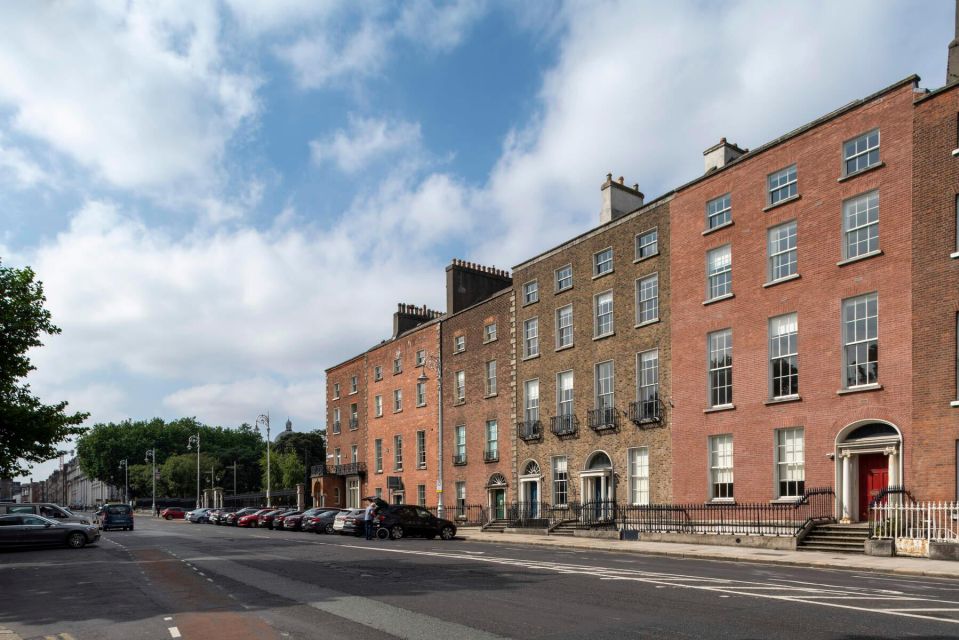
xmin=332 ymin=508 xmax=366 ymax=536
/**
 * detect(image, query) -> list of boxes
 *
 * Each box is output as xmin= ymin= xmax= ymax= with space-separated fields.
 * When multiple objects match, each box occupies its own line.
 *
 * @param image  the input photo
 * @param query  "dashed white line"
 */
xmin=168 ymin=627 xmax=181 ymax=638
xmin=163 ymin=617 xmax=172 ymax=621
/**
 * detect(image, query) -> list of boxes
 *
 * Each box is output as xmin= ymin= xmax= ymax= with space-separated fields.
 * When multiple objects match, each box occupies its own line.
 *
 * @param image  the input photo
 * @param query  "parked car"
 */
xmin=0 ymin=514 xmax=100 ymax=549
xmin=160 ymin=507 xmax=186 ymax=520
xmin=237 ymin=509 xmax=270 ymax=528
xmin=332 ymin=508 xmax=367 ymax=536
xmin=256 ymin=508 xmax=286 ymax=530
xmin=223 ymin=508 xmax=258 ymax=526
xmin=272 ymin=509 xmax=300 ymax=530
xmin=98 ymin=503 xmax=135 ymax=531
xmin=186 ymin=508 xmax=212 ymax=524
xmin=303 ymin=509 xmax=344 ymax=533
xmin=376 ymin=504 xmax=457 ymax=540
xmin=211 ymin=508 xmax=237 ymax=525
xmin=0 ymin=503 xmax=92 ymax=525
xmin=284 ymin=508 xmax=324 ymax=531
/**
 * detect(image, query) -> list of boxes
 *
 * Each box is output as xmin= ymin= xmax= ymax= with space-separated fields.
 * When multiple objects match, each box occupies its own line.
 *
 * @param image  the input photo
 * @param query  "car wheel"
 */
xmin=440 ymin=526 xmax=455 ymax=540
xmin=390 ymin=525 xmax=404 ymax=540
xmin=67 ymin=532 xmax=87 ymax=548
xmin=325 ymin=523 xmax=334 ymax=535
xmin=375 ymin=527 xmax=390 ymax=540
xmin=165 ymin=515 xmax=172 ymax=520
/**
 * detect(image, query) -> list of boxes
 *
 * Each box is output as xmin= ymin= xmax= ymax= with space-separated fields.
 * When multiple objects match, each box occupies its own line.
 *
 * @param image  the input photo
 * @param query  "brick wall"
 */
xmin=320 ymin=353 xmax=368 ymax=507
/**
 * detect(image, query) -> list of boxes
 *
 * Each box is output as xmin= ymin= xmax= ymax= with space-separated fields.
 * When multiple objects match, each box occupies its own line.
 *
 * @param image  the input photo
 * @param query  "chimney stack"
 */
xmin=392 ymin=303 xmax=441 ymax=338
xmin=600 ymin=173 xmax=644 ymax=224
xmin=446 ymin=259 xmax=512 ymax=314
xmin=949 ymin=0 xmax=959 ymax=85
xmin=703 ymin=137 xmax=746 ymax=173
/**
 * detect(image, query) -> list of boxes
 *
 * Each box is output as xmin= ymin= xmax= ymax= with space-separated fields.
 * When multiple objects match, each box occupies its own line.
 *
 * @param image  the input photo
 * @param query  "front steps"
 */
xmin=798 ymin=523 xmax=869 ymax=553
xmin=482 ymin=518 xmax=509 ymax=533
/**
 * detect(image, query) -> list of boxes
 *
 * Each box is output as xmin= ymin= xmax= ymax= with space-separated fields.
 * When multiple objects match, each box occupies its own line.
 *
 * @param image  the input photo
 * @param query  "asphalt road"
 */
xmin=3 ymin=514 xmax=959 ymax=640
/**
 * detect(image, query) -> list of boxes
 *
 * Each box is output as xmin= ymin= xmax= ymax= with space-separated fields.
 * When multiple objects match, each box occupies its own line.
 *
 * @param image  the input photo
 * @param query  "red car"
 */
xmin=237 ymin=509 xmax=271 ymax=528
xmin=256 ymin=508 xmax=287 ymax=529
xmin=160 ymin=507 xmax=186 ymax=520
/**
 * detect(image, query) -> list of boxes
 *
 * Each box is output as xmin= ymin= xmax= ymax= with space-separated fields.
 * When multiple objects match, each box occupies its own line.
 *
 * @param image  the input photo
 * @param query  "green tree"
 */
xmin=0 ymin=261 xmax=88 ymax=476
xmin=162 ymin=452 xmax=220 ymax=499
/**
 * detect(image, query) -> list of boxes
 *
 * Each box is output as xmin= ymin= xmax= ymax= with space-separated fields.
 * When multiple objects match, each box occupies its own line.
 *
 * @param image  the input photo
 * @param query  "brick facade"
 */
xmin=512 ymin=194 xmax=672 ymax=508
xmin=319 ymin=353 xmax=368 ymax=508
xmin=669 ymin=79 xmax=917 ymax=516
xmin=442 ymin=286 xmax=514 ymax=515
xmin=911 ymin=84 xmax=959 ymax=500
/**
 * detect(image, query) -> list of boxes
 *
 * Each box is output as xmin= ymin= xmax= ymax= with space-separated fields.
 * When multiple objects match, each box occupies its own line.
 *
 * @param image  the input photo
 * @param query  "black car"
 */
xmin=0 ymin=514 xmax=100 ymax=549
xmin=304 ymin=509 xmax=344 ymax=534
xmin=376 ymin=505 xmax=457 ymax=540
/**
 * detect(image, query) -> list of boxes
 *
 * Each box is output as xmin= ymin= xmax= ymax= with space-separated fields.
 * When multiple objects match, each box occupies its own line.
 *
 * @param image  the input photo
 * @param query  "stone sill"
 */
xmin=521 ymin=299 xmax=539 ymax=307
xmin=591 ymin=269 xmax=614 ymax=281
xmin=837 ymin=249 xmax=883 ymax=267
xmin=950 ymin=251 xmax=959 ymax=259
xmin=483 ymin=337 xmax=498 ymax=344
xmin=393 ymin=409 xmax=403 ymax=414
xmin=703 ymin=293 xmax=735 ymax=306
xmin=374 ymin=413 xmax=382 ymax=419
xmin=484 ymin=393 xmax=498 ymax=399
xmin=708 ymin=499 xmax=736 ymax=505
xmin=522 ymin=353 xmax=540 ymax=362
xmin=704 ymin=404 xmax=735 ymax=414
xmin=951 ymin=400 xmax=959 ymax=408
xmin=633 ymin=252 xmax=659 ymax=264
xmin=702 ymin=220 xmax=734 ymax=236
xmin=764 ymin=395 xmax=801 ymax=406
xmin=555 ymin=285 xmax=574 ymax=294
xmin=952 ymin=148 xmax=959 ymax=157
xmin=837 ymin=383 xmax=883 ymax=396
xmin=555 ymin=343 xmax=574 ymax=352
xmin=635 ymin=318 xmax=660 ymax=329
xmin=837 ymin=162 xmax=885 ymax=183
xmin=593 ymin=331 xmax=615 ymax=342
xmin=416 ymin=402 xmax=426 ymax=408
xmin=348 ymin=391 xmax=357 ymax=395
xmin=763 ymin=273 xmax=800 ymax=288
xmin=763 ymin=193 xmax=801 ymax=212
xmin=453 ymin=400 xmax=465 ymax=406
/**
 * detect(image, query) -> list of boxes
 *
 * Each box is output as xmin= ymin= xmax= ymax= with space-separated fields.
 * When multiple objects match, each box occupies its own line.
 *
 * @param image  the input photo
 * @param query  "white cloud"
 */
xmin=310 ymin=115 xmax=422 ymax=173
xmin=0 ymin=2 xmax=259 ymax=194
xmin=0 ymin=134 xmax=45 ymax=189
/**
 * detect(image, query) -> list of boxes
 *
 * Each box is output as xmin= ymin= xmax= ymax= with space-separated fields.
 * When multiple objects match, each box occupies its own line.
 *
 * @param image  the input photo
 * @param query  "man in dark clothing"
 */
xmin=364 ymin=497 xmax=378 ymax=540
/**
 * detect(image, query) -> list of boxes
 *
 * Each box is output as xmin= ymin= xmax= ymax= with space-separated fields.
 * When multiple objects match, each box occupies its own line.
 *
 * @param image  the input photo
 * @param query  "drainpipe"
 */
xmin=436 ymin=322 xmax=444 ymax=518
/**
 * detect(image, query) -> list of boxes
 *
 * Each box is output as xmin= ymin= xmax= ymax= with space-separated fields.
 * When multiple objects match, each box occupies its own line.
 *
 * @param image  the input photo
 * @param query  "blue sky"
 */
xmin=2 ymin=0 xmax=952 ymax=482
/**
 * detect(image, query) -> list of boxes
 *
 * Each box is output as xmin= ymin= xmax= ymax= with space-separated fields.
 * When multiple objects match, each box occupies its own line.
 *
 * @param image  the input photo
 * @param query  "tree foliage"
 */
xmin=0 ymin=261 xmax=88 ymax=476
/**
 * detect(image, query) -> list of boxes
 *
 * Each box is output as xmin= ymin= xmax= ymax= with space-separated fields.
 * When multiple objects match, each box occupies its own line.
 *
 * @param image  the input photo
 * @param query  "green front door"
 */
xmin=494 ymin=489 xmax=506 ymax=519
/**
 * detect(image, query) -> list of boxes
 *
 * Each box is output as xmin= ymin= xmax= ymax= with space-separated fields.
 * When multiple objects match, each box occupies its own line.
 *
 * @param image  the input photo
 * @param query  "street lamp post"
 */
xmin=187 ymin=434 xmax=200 ymax=509
xmin=256 ymin=414 xmax=271 ymax=508
xmin=226 ymin=460 xmax=238 ymax=496
xmin=145 ymin=448 xmax=157 ymax=514
xmin=118 ymin=459 xmax=129 ymax=505
xmin=418 ymin=347 xmax=444 ymax=518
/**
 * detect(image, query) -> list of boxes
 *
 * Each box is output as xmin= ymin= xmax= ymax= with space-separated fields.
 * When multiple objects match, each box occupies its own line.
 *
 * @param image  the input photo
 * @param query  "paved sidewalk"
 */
xmin=459 ymin=530 xmax=959 ymax=579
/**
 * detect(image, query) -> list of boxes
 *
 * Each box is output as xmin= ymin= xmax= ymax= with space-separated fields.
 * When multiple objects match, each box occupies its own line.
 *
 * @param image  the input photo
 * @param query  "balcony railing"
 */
xmin=629 ymin=397 xmax=664 ymax=426
xmin=484 ymin=449 xmax=499 ymax=463
xmin=349 ymin=418 xmax=359 ymax=430
xmin=587 ymin=407 xmax=620 ymax=432
xmin=550 ymin=414 xmax=579 ymax=438
xmin=517 ymin=420 xmax=542 ymax=442
xmin=452 ymin=453 xmax=467 ymax=466
xmin=310 ymin=464 xmax=330 ymax=477
xmin=333 ymin=462 xmax=367 ymax=476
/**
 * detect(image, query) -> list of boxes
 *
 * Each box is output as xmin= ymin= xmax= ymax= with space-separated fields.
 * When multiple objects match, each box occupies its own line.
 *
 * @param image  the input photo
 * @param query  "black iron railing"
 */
xmin=333 ymin=462 xmax=367 ymax=476
xmin=484 ymin=449 xmax=499 ymax=463
xmin=349 ymin=418 xmax=359 ymax=430
xmin=550 ymin=414 xmax=578 ymax=437
xmin=587 ymin=407 xmax=620 ymax=432
xmin=452 ymin=453 xmax=467 ymax=466
xmin=425 ymin=504 xmax=489 ymax=526
xmin=628 ymin=398 xmax=664 ymax=426
xmin=506 ymin=501 xmax=552 ymax=527
xmin=310 ymin=465 xmax=330 ymax=477
xmin=223 ymin=489 xmax=298 ymax=508
xmin=517 ymin=420 xmax=542 ymax=442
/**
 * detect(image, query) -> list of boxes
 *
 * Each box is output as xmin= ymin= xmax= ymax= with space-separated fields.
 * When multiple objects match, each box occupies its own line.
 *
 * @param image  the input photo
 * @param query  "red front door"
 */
xmin=858 ymin=453 xmax=889 ymax=520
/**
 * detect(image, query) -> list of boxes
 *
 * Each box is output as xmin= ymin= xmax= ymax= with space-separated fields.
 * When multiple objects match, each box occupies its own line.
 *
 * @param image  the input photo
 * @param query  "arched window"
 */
xmin=587 ymin=452 xmax=612 ymax=470
xmin=487 ymin=473 xmax=508 ymax=487
xmin=522 ymin=460 xmax=541 ymax=476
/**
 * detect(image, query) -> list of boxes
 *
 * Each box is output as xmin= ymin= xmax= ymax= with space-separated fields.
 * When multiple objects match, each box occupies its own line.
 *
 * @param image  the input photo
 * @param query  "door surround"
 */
xmin=834 ymin=420 xmax=902 ymax=523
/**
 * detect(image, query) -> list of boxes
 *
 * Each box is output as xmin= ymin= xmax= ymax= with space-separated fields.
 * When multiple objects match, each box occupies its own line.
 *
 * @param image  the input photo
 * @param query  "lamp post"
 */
xmin=118 ymin=459 xmax=129 ymax=505
xmin=145 ymin=448 xmax=157 ymax=514
xmin=226 ymin=460 xmax=238 ymax=496
xmin=256 ymin=414 xmax=271 ymax=508
xmin=418 ymin=347 xmax=444 ymax=518
xmin=187 ymin=434 xmax=200 ymax=509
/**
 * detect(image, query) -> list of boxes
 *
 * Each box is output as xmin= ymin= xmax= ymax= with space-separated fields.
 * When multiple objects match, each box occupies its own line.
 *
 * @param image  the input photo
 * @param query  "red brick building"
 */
xmin=318 ymin=353 xmax=368 ymax=508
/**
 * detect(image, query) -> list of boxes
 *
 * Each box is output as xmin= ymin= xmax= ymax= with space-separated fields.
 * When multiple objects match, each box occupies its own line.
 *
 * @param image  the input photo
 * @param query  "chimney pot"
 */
xmin=618 ymin=176 xmax=624 ymax=184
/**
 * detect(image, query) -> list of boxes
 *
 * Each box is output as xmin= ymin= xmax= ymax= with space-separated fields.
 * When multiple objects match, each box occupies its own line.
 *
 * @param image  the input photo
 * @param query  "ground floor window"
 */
xmin=347 ymin=479 xmax=360 ymax=508
xmin=628 ymin=447 xmax=649 ymax=505
xmin=709 ymin=435 xmax=734 ymax=500
xmin=417 ymin=484 xmax=426 ymax=506
xmin=456 ymin=481 xmax=466 ymax=515
xmin=775 ymin=428 xmax=805 ymax=498
xmin=552 ymin=456 xmax=568 ymax=506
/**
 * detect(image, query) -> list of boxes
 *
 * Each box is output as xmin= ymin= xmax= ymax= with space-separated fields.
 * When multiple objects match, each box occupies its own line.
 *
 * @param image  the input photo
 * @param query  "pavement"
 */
xmin=459 ymin=529 xmax=959 ymax=578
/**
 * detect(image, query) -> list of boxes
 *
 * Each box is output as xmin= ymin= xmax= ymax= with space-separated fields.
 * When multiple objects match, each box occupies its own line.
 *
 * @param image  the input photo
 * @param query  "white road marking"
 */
xmin=163 ymin=617 xmax=172 ymax=621
xmin=168 ymin=627 xmax=181 ymax=638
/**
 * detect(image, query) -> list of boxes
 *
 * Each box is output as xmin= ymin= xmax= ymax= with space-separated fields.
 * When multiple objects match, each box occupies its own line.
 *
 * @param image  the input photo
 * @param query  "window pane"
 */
xmin=708 ymin=330 xmax=733 ymax=406
xmin=843 ymin=191 xmax=879 ymax=259
xmin=769 ymin=313 xmax=799 ymax=398
xmin=768 ymin=221 xmax=798 ymax=281
xmin=707 ymin=194 xmax=732 ymax=229
xmin=768 ymin=165 xmax=798 ymax=205
xmin=595 ymin=292 xmax=614 ymax=336
xmin=843 ymin=293 xmax=878 ymax=387
xmin=637 ymin=274 xmax=659 ymax=324
xmin=707 ymin=245 xmax=732 ymax=299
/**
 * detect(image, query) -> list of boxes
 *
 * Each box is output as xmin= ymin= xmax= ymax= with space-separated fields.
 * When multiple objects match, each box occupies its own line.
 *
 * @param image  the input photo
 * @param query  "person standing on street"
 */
xmin=155 ymin=504 xmax=161 ymax=518
xmin=364 ymin=497 xmax=377 ymax=540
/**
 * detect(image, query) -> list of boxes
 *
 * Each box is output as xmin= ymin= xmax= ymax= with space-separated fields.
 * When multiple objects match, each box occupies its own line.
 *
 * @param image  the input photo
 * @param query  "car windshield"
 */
xmin=107 ymin=505 xmax=131 ymax=515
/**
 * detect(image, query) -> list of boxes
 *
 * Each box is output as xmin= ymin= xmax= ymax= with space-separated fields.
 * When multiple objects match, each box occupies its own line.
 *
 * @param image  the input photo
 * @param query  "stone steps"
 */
xmin=799 ymin=523 xmax=869 ymax=553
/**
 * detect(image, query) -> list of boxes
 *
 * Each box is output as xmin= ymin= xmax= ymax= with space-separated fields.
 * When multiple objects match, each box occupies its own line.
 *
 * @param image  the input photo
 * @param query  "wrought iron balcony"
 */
xmin=333 ymin=462 xmax=367 ymax=476
xmin=484 ymin=449 xmax=499 ymax=463
xmin=628 ymin=397 xmax=664 ymax=426
xmin=550 ymin=414 xmax=579 ymax=437
xmin=349 ymin=417 xmax=359 ymax=430
xmin=452 ymin=453 xmax=467 ymax=466
xmin=587 ymin=407 xmax=620 ymax=432
xmin=310 ymin=464 xmax=330 ymax=477
xmin=516 ymin=420 xmax=542 ymax=442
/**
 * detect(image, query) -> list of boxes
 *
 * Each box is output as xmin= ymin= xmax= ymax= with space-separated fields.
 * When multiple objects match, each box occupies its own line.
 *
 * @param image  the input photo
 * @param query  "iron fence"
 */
xmin=223 ymin=489 xmax=298 ymax=508
xmin=550 ymin=414 xmax=578 ymax=437
xmin=506 ymin=501 xmax=552 ymax=527
xmin=517 ymin=420 xmax=542 ymax=442
xmin=587 ymin=407 xmax=620 ymax=432
xmin=868 ymin=487 xmax=959 ymax=543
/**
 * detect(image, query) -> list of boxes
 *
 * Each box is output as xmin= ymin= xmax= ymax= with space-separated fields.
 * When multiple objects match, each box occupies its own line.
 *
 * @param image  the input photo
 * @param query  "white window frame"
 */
xmin=394 ymin=435 xmax=403 ymax=471
xmin=555 ymin=264 xmax=573 ymax=292
xmin=706 ymin=193 xmax=732 ymax=229
xmin=594 ymin=290 xmax=614 ymax=338
xmin=552 ymin=456 xmax=568 ymax=506
xmin=636 ymin=349 xmax=659 ymax=419
xmin=417 ymin=485 xmax=427 ymax=507
xmin=555 ymin=304 xmax=573 ymax=349
xmin=393 ymin=356 xmax=402 ymax=374
xmin=373 ymin=365 xmax=382 ymax=381
xmin=523 ymin=280 xmax=539 ymax=305
xmin=709 ymin=434 xmax=734 ymax=501
xmin=636 ymin=228 xmax=658 ymax=260
xmin=708 ymin=329 xmax=733 ymax=408
xmin=332 ymin=407 xmax=341 ymax=434
xmin=706 ymin=245 xmax=732 ymax=300
xmin=556 ymin=370 xmax=574 ymax=416
xmin=349 ymin=376 xmax=357 ymax=394
xmin=768 ymin=221 xmax=798 ymax=282
xmin=455 ymin=425 xmax=466 ymax=459
xmin=628 ymin=447 xmax=650 ymax=506
xmin=416 ymin=381 xmax=426 ymax=406
xmin=374 ymin=438 xmax=383 ymax=473
xmin=454 ymin=335 xmax=466 ymax=353
xmin=769 ymin=313 xmax=799 ymax=400
xmin=486 ymin=420 xmax=498 ymax=458
xmin=485 ymin=360 xmax=497 ymax=395
xmin=351 ymin=445 xmax=358 ymax=463
xmin=523 ymin=317 xmax=539 ymax=358
xmin=842 ymin=293 xmax=878 ymax=388
xmin=332 ymin=383 xmax=340 ymax=399
xmin=595 ymin=360 xmax=614 ymax=411
xmin=593 ymin=247 xmax=613 ymax=277
xmin=767 ymin=164 xmax=798 ymax=205
xmin=843 ymin=129 xmax=880 ymax=176
xmin=484 ymin=322 xmax=497 ymax=342
xmin=636 ymin=273 xmax=659 ymax=325
xmin=393 ymin=389 xmax=403 ymax=412
xmin=842 ymin=191 xmax=879 ymax=261
xmin=416 ymin=430 xmax=426 ymax=468
xmin=416 ymin=349 xmax=426 ymax=366
xmin=454 ymin=370 xmax=465 ymax=402
xmin=775 ymin=427 xmax=805 ymax=499
xmin=524 ymin=379 xmax=539 ymax=423
xmin=374 ymin=395 xmax=383 ymax=417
